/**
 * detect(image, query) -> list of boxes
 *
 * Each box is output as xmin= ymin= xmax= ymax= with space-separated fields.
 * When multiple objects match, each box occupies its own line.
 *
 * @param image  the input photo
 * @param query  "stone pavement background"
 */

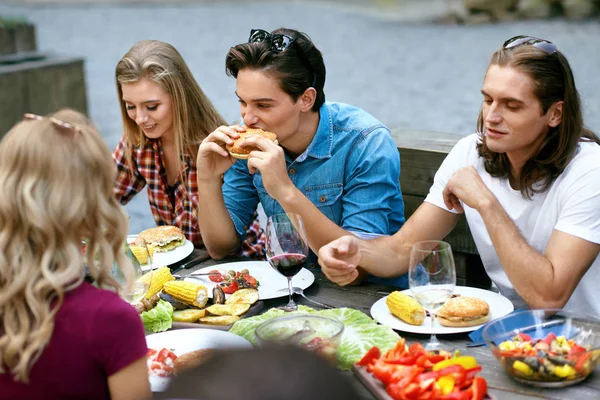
xmin=1 ymin=0 xmax=599 ymax=234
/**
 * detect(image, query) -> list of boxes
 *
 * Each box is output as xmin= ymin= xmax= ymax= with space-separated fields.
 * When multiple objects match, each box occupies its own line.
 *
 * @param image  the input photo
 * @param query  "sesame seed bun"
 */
xmin=226 ymin=128 xmax=278 ymax=159
xmin=437 ymin=296 xmax=491 ymax=327
xmin=135 ymin=225 xmax=186 ymax=252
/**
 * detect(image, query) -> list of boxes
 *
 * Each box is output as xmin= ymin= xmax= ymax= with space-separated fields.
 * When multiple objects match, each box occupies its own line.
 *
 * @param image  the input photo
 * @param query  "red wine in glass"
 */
xmin=268 ymin=253 xmax=307 ymax=277
xmin=266 ymin=213 xmax=309 ymax=311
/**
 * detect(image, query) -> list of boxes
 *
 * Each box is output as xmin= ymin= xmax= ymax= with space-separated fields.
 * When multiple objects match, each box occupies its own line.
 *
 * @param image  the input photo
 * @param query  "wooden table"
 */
xmin=174 ymin=254 xmax=600 ymax=400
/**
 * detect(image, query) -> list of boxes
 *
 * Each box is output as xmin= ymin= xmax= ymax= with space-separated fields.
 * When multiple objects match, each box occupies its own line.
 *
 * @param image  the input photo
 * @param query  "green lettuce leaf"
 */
xmin=141 ymin=299 xmax=174 ymax=333
xmin=230 ymin=306 xmax=399 ymax=370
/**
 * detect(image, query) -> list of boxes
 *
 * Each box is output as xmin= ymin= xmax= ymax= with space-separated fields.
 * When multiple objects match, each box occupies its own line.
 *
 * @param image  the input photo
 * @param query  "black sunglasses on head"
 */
xmin=248 ymin=29 xmax=317 ymax=88
xmin=249 ymin=29 xmax=296 ymax=52
xmin=503 ymin=35 xmax=557 ymax=55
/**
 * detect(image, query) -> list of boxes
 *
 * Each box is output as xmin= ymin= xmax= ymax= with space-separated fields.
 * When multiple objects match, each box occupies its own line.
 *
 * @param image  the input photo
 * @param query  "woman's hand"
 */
xmin=196 ymin=125 xmax=244 ymax=181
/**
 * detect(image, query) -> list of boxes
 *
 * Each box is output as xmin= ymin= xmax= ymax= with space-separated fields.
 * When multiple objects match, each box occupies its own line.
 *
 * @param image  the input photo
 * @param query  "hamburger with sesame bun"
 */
xmin=135 ymin=225 xmax=186 ymax=253
xmin=437 ymin=296 xmax=491 ymax=327
xmin=226 ymin=128 xmax=278 ymax=160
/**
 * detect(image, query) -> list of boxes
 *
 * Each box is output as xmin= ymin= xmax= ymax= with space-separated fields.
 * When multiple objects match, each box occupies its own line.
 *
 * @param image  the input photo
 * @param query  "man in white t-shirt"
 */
xmin=317 ymin=35 xmax=600 ymax=317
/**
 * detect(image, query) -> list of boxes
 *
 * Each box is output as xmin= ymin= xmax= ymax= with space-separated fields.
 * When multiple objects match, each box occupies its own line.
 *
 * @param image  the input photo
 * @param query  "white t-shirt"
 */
xmin=425 ymin=134 xmax=600 ymax=316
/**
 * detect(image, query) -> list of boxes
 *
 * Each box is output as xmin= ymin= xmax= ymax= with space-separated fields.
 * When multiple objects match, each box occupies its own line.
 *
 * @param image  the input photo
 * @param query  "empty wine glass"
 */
xmin=265 ymin=213 xmax=309 ymax=311
xmin=409 ymin=240 xmax=456 ymax=351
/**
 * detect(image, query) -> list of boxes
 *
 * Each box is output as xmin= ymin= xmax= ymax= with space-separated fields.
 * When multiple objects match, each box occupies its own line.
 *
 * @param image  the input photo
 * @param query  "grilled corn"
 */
xmin=129 ymin=245 xmax=149 ymax=265
xmin=386 ymin=291 xmax=425 ymax=326
xmin=163 ymin=281 xmax=208 ymax=308
xmin=141 ymin=266 xmax=175 ymax=299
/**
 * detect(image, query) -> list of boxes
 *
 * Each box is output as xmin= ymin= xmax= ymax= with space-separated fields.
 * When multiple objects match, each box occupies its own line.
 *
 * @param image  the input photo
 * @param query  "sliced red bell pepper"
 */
xmin=439 ymin=389 xmax=472 ymax=400
xmin=368 ymin=359 xmax=397 ymax=385
xmin=357 ymin=346 xmax=381 ymax=366
xmin=515 ymin=332 xmax=531 ymax=342
xmin=403 ymin=382 xmax=425 ymax=399
xmin=416 ymin=371 xmax=440 ymax=383
xmin=221 ymin=280 xmax=239 ymax=294
xmin=574 ymin=352 xmax=592 ymax=373
xmin=387 ymin=381 xmax=409 ymax=400
xmin=568 ymin=344 xmax=587 ymax=356
xmin=464 ymin=366 xmax=483 ymax=382
xmin=417 ymin=353 xmax=448 ymax=368
xmin=408 ymin=342 xmax=426 ymax=356
xmin=542 ymin=332 xmax=557 ymax=346
xmin=435 ymin=365 xmax=467 ymax=388
xmin=388 ymin=354 xmax=421 ymax=365
xmin=383 ymin=338 xmax=407 ymax=359
xmin=470 ymin=376 xmax=488 ymax=400
xmin=369 ymin=360 xmax=417 ymax=386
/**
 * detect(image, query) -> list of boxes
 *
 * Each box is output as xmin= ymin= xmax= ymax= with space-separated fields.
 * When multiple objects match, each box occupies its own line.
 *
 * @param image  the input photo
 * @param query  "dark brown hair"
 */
xmin=158 ymin=345 xmax=361 ymax=400
xmin=476 ymin=44 xmax=599 ymax=198
xmin=225 ymin=28 xmax=326 ymax=112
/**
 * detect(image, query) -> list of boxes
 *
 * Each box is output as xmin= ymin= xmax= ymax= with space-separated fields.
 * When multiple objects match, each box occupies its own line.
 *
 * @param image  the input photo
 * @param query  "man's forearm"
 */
xmin=477 ymin=197 xmax=558 ymax=308
xmin=357 ymin=235 xmax=409 ymax=277
xmin=277 ymin=186 xmax=353 ymax=254
xmin=197 ymin=179 xmax=240 ymax=259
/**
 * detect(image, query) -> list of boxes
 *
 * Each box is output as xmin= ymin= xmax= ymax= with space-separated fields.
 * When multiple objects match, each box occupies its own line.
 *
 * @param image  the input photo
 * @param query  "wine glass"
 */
xmin=112 ymin=243 xmax=155 ymax=304
xmin=265 ymin=213 xmax=309 ymax=311
xmin=409 ymin=240 xmax=456 ymax=351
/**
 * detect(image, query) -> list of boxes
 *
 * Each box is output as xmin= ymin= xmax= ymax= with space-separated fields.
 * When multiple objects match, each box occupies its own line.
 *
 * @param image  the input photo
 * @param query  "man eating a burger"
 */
xmin=196 ymin=28 xmax=406 ymax=284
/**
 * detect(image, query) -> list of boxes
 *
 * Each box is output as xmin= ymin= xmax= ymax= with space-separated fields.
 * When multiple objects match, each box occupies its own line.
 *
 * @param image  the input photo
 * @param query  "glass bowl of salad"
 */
xmin=255 ymin=314 xmax=344 ymax=364
xmin=482 ymin=309 xmax=600 ymax=387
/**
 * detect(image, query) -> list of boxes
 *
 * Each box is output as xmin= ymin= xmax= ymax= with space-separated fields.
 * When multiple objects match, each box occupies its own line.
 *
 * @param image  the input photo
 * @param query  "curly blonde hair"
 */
xmin=0 ymin=109 xmax=132 ymax=382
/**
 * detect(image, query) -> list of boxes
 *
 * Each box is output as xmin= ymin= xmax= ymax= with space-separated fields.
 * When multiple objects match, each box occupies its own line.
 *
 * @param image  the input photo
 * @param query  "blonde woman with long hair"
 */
xmin=113 ymin=40 xmax=265 ymax=257
xmin=0 ymin=109 xmax=151 ymax=399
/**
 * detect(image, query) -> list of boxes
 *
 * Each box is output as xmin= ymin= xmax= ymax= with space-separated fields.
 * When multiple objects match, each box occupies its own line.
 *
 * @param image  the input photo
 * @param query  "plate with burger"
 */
xmin=146 ymin=328 xmax=252 ymax=392
xmin=226 ymin=128 xmax=278 ymax=159
xmin=370 ymin=286 xmax=514 ymax=334
xmin=128 ymin=225 xmax=193 ymax=271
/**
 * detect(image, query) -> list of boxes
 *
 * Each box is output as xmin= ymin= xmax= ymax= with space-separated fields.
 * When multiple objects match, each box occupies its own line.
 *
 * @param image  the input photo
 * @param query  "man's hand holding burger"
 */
xmin=242 ymin=133 xmax=295 ymax=202
xmin=196 ymin=125 xmax=243 ymax=181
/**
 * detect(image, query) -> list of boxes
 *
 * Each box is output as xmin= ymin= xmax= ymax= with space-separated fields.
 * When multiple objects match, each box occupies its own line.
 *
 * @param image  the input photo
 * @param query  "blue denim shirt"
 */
xmin=222 ymin=102 xmax=408 ymax=287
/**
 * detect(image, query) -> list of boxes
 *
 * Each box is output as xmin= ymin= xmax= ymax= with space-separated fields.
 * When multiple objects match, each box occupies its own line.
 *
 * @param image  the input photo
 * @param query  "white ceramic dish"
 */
xmin=186 ymin=261 xmax=315 ymax=300
xmin=370 ymin=286 xmax=514 ymax=334
xmin=146 ymin=328 xmax=252 ymax=392
xmin=127 ymin=234 xmax=194 ymax=271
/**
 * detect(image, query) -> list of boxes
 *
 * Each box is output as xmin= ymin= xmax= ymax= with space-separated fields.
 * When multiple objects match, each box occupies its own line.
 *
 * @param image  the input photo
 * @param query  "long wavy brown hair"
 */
xmin=116 ymin=40 xmax=227 ymax=176
xmin=476 ymin=43 xmax=600 ymax=198
xmin=0 ymin=109 xmax=131 ymax=382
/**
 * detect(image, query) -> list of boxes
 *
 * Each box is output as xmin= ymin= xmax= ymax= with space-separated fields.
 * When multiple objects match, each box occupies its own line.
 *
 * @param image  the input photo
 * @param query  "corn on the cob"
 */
xmin=386 ymin=291 xmax=425 ymax=326
xmin=129 ymin=245 xmax=149 ymax=265
xmin=163 ymin=281 xmax=208 ymax=308
xmin=140 ymin=266 xmax=175 ymax=299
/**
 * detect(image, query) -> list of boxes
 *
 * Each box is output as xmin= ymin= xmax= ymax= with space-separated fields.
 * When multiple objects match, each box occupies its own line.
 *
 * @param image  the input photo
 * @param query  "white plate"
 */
xmin=185 ymin=260 xmax=315 ymax=300
xmin=127 ymin=234 xmax=194 ymax=271
xmin=370 ymin=286 xmax=515 ymax=334
xmin=146 ymin=328 xmax=252 ymax=392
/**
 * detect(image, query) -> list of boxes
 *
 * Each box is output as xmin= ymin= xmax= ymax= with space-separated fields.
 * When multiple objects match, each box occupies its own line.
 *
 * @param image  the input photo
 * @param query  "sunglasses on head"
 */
xmin=503 ymin=35 xmax=557 ymax=55
xmin=24 ymin=113 xmax=81 ymax=136
xmin=248 ymin=29 xmax=317 ymax=88
xmin=249 ymin=29 xmax=296 ymax=52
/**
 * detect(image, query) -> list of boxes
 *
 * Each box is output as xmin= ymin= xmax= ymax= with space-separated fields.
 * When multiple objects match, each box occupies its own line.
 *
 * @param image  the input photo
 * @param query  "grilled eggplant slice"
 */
xmin=212 ymin=285 xmax=226 ymax=304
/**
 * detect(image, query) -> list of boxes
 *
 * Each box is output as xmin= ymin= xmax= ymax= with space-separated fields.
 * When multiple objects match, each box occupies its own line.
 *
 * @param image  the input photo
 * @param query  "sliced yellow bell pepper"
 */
xmin=512 ymin=360 xmax=533 ymax=376
xmin=433 ymin=355 xmax=478 ymax=371
xmin=554 ymin=364 xmax=576 ymax=378
xmin=435 ymin=375 xmax=455 ymax=395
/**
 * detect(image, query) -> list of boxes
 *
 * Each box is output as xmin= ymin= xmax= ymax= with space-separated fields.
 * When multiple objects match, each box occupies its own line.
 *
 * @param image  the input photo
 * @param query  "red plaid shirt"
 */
xmin=112 ymin=137 xmax=265 ymax=258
